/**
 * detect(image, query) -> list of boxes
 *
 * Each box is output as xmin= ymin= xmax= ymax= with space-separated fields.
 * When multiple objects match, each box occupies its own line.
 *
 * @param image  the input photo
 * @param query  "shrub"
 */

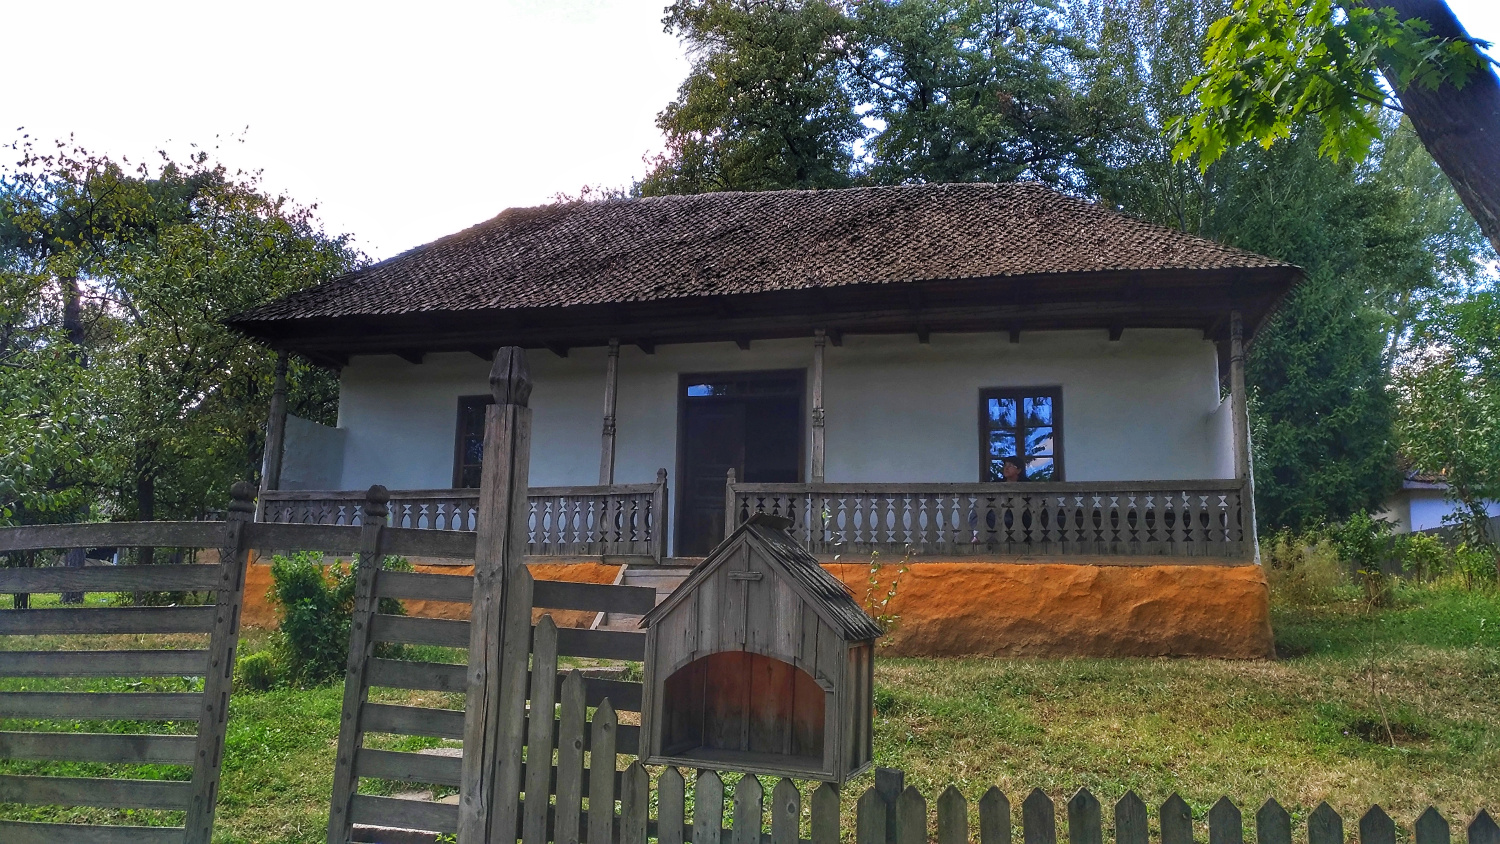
xmin=1332 ymin=513 xmax=1396 ymax=607
xmin=235 ymin=650 xmax=281 ymax=692
xmin=1397 ymin=532 xmax=1449 ymax=582
xmin=1264 ymin=529 xmax=1346 ymax=606
xmin=1454 ymin=544 xmax=1499 ymax=591
xmin=268 ymin=551 xmax=412 ymax=687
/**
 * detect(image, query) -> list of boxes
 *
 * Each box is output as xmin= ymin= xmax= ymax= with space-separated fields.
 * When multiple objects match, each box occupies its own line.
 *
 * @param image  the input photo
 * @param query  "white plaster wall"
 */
xmin=279 ymin=415 xmax=346 ymax=490
xmin=333 ymin=329 xmax=1234 ymax=492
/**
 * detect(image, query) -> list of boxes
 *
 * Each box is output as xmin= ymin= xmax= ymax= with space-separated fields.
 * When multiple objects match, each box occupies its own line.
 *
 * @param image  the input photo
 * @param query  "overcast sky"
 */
xmin=5 ymin=1 xmax=1496 ymax=261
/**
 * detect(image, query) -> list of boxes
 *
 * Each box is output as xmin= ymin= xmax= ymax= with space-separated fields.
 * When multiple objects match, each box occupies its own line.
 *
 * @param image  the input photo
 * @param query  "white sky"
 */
xmin=3 ymin=0 xmax=1496 ymax=261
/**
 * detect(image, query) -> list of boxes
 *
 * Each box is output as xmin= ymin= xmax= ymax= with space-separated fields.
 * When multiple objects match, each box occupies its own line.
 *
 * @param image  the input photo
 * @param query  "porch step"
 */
xmin=595 ymin=565 xmax=695 ymax=632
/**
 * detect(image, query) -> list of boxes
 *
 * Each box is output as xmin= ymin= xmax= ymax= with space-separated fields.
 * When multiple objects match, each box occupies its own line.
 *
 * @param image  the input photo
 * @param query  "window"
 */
xmin=453 ymin=395 xmax=494 ymax=488
xmin=979 ymin=388 xmax=1062 ymax=481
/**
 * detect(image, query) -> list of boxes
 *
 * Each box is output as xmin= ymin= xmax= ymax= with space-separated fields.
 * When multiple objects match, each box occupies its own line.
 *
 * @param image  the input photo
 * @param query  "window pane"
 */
xmin=1024 ymin=426 xmax=1054 ymax=457
xmin=1026 ymin=456 xmax=1056 ymax=481
xmin=987 ymin=459 xmax=1007 ymax=482
xmin=988 ymin=397 xmax=1017 ymax=427
xmin=1024 ymin=395 xmax=1053 ymax=426
xmin=988 ymin=430 xmax=1016 ymax=460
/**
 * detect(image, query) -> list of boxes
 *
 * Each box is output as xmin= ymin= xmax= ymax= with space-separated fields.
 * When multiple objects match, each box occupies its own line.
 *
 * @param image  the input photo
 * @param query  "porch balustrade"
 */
xmin=725 ymin=479 xmax=1252 ymax=560
xmin=258 ymin=473 xmax=669 ymax=562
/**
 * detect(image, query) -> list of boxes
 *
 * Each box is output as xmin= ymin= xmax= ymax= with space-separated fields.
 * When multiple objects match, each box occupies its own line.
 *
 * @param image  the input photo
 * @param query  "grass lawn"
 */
xmin=2 ymin=582 xmax=1498 ymax=842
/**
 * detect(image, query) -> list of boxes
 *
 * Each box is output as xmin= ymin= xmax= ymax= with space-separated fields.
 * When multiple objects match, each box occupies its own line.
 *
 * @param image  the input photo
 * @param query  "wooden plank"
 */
xmin=1161 ymin=795 xmax=1193 ymax=844
xmin=1067 ymin=788 xmax=1101 ymax=844
xmin=381 ymin=527 xmax=478 ymax=559
xmin=1115 ymin=792 xmax=1147 ymax=844
xmin=0 ymin=650 xmax=209 ymax=678
xmin=534 ymin=580 xmax=657 ymax=615
xmin=896 ymin=786 xmax=927 ymax=844
xmin=243 ymin=521 xmax=363 ymax=552
xmin=1416 ymin=808 xmax=1450 ymax=844
xmin=0 ymin=521 xmax=220 ymax=553
xmin=376 ymin=570 xmax=474 ymax=603
xmin=1255 ymin=799 xmax=1291 ymax=844
xmin=366 ymin=658 xmax=467 ymax=693
xmin=0 ymin=820 xmax=185 ymax=844
xmin=485 ymin=566 xmax=537 ymax=844
xmin=979 ymin=787 xmax=1011 ymax=844
xmin=1470 ymin=812 xmax=1500 ymax=844
xmin=369 ymin=614 xmax=470 ymax=648
xmin=0 ymin=731 xmax=196 ymax=765
xmin=621 ymin=761 xmax=649 ymax=844
xmin=0 ymin=692 xmax=202 ymax=721
xmin=556 ymin=627 xmax=646 ymax=661
xmin=696 ymin=770 xmax=725 ymax=844
xmin=1307 ymin=803 xmax=1342 ymax=844
xmin=0 ymin=773 xmax=193 ymax=810
xmin=0 ymin=565 xmax=222 ymax=594
xmin=523 ymin=617 xmax=561 ymax=844
xmin=1359 ymin=807 xmax=1395 ymax=844
xmin=362 ymin=703 xmax=466 ymax=740
xmin=811 ymin=782 xmax=840 ymax=844
xmin=771 ymin=778 xmax=801 ymax=844
xmin=1209 ymin=797 xmax=1243 ymax=844
xmin=0 ymin=606 xmax=217 ymax=636
xmin=857 ymin=785 xmax=888 ymax=844
xmin=587 ymin=701 xmax=619 ymax=844
xmin=355 ymin=749 xmax=462 ymax=787
xmin=184 ymin=491 xmax=253 ymax=844
xmin=555 ymin=671 xmax=588 ymax=844
xmin=732 ymin=774 xmax=764 ymax=844
xmin=350 ymin=794 xmax=459 ymax=835
xmin=936 ymin=785 xmax=967 ymax=844
xmin=658 ymin=766 xmax=687 ymax=844
xmin=1022 ymin=788 xmax=1056 ymax=844
xmin=559 ymin=674 xmax=643 ymax=714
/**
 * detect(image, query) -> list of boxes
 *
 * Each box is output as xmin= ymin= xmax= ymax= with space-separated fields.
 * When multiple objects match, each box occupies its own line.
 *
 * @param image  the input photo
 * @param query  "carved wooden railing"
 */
xmin=258 ymin=470 xmax=669 ymax=562
xmin=726 ymin=479 xmax=1252 ymax=560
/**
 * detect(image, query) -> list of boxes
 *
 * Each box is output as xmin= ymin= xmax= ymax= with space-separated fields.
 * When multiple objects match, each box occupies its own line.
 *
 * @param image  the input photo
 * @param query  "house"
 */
xmin=230 ymin=182 xmax=1297 ymax=658
xmin=1378 ymin=470 xmax=1500 ymax=534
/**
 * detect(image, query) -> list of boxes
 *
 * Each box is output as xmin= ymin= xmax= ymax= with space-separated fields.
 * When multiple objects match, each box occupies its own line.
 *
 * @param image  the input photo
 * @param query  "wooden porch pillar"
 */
xmin=812 ymin=329 xmax=827 ymax=483
xmin=1229 ymin=310 xmax=1259 ymax=557
xmin=599 ymin=339 xmax=619 ymax=485
xmin=459 ymin=347 xmax=536 ymax=844
xmin=259 ymin=351 xmax=290 ymax=496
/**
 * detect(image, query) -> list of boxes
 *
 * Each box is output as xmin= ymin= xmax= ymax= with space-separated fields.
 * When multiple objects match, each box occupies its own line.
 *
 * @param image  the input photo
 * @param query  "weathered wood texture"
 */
xmin=727 ymin=479 xmax=1252 ymax=559
xmin=256 ymin=477 xmax=671 ymax=562
xmin=0 ymin=482 xmax=256 ymax=844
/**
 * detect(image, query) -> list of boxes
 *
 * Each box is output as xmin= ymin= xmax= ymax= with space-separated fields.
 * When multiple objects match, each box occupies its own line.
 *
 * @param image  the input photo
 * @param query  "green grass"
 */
xmin=2 ymin=582 xmax=1498 ymax=841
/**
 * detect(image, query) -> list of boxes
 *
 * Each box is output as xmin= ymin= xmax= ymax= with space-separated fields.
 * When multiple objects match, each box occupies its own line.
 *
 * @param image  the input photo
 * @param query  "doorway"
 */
xmin=676 ymin=370 xmax=804 ymax=556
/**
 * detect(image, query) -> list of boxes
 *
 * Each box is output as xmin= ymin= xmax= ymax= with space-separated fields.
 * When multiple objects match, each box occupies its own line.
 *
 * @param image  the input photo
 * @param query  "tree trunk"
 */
xmin=1378 ymin=0 xmax=1500 ymax=254
xmin=62 ymin=275 xmax=86 ymax=354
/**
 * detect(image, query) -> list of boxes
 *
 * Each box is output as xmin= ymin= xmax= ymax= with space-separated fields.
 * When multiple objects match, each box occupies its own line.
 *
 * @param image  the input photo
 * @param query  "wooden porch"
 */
xmin=256 ymin=474 xmax=1253 ymax=563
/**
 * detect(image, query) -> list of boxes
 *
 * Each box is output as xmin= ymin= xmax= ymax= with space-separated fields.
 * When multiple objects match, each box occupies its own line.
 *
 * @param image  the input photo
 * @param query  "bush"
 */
xmin=1264 ymin=529 xmax=1347 ymax=607
xmin=1454 ymin=544 xmax=1499 ymax=591
xmin=1332 ymin=512 xmax=1396 ymax=607
xmin=235 ymin=650 xmax=281 ymax=692
xmin=1397 ymin=532 xmax=1449 ymax=581
xmin=268 ymin=551 xmax=412 ymax=687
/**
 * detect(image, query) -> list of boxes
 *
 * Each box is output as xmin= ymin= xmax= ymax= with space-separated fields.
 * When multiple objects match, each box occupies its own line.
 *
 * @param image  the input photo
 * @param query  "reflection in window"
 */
xmin=980 ymin=388 xmax=1061 ymax=481
xmin=454 ymin=395 xmax=494 ymax=488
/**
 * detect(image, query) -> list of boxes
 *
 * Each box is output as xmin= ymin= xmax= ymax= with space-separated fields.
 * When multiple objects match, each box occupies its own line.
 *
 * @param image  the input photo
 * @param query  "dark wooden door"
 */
xmin=677 ymin=371 xmax=803 ymax=556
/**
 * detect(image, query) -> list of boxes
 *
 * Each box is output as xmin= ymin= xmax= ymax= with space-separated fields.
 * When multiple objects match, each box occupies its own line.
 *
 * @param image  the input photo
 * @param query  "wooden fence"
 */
xmin=726 ymin=478 xmax=1252 ymax=560
xmin=0 ymin=482 xmax=258 ymax=844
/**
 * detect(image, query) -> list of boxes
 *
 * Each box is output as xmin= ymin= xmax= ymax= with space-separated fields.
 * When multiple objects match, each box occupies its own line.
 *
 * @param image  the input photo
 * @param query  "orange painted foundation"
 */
xmin=822 ymin=561 xmax=1274 ymax=659
xmin=241 ymin=555 xmax=620 ymax=630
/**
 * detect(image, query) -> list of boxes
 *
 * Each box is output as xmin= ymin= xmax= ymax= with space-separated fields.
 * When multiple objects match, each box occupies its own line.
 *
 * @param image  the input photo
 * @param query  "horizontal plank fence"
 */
xmin=0 ymin=482 xmax=259 ymax=844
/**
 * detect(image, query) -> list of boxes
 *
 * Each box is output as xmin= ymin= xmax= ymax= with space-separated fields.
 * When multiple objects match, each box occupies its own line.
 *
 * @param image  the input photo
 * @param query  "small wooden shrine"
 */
xmin=638 ymin=513 xmax=882 ymax=783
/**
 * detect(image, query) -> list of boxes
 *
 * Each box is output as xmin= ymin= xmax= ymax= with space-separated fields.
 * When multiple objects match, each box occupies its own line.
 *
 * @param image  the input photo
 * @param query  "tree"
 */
xmin=639 ymin=0 xmax=864 ymax=195
xmin=1172 ymin=0 xmax=1500 ymax=254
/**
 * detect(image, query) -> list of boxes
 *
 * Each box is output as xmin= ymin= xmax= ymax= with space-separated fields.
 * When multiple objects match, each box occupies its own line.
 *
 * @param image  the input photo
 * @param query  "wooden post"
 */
xmin=653 ymin=467 xmax=669 ymax=562
xmin=1229 ymin=310 xmax=1258 ymax=558
xmin=183 ymin=481 xmax=255 ymax=844
xmin=812 ymin=329 xmax=827 ymax=483
xmin=600 ymin=339 xmax=620 ymax=485
xmin=724 ymin=468 xmax=738 ymax=540
xmin=459 ymin=347 xmax=535 ymax=844
xmin=326 ymin=485 xmax=390 ymax=844
xmin=259 ymin=351 xmax=290 ymax=499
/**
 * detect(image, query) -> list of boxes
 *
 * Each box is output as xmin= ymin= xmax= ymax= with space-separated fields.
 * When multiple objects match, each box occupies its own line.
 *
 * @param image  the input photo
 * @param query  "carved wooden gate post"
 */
xmin=459 ymin=347 xmax=537 ymax=844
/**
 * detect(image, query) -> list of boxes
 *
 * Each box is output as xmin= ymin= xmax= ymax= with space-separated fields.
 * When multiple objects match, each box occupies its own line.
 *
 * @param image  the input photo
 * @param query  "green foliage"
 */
xmin=1263 ymin=528 xmax=1349 ymax=606
xmin=1172 ymin=0 xmax=1489 ymax=167
xmin=639 ymin=0 xmax=863 ymax=195
xmin=1398 ymin=531 xmax=1449 ymax=581
xmin=268 ymin=552 xmax=412 ymax=687
xmin=236 ymin=650 xmax=282 ymax=693
xmin=1332 ymin=511 xmax=1397 ymax=606
xmin=1453 ymin=544 xmax=1498 ymax=590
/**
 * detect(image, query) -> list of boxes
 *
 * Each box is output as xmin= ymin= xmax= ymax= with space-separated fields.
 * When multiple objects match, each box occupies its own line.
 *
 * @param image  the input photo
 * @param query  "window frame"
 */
xmin=977 ymin=386 xmax=1065 ymax=482
xmin=452 ymin=394 xmax=495 ymax=489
